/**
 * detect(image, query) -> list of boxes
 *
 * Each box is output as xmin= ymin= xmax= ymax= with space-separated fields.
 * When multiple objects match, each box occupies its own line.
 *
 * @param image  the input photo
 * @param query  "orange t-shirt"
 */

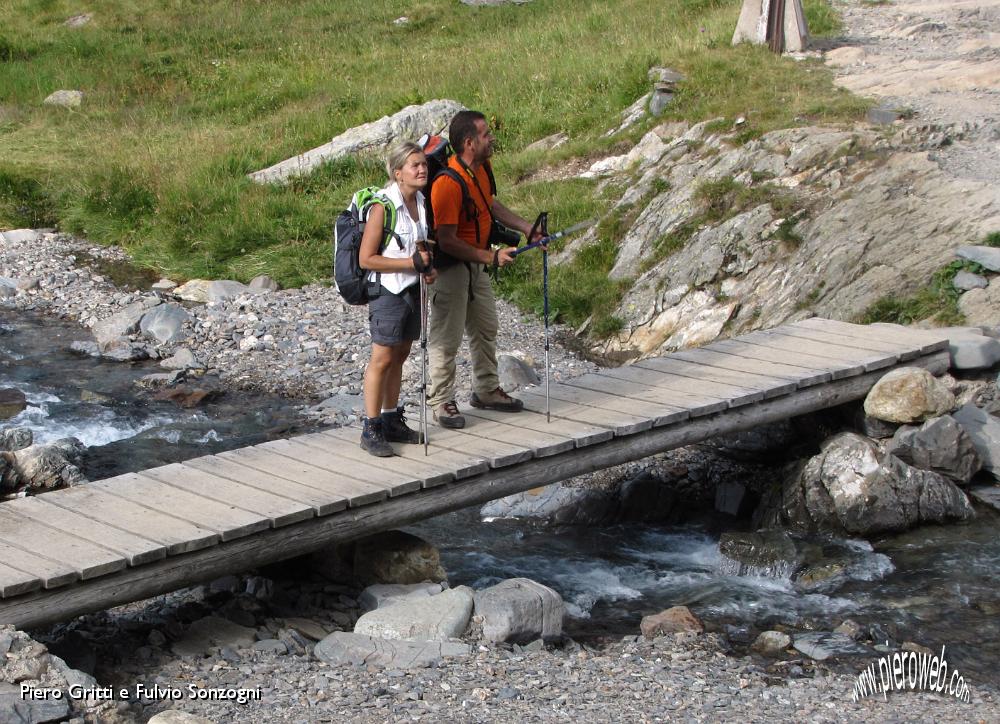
xmin=430 ymin=156 xmax=493 ymax=249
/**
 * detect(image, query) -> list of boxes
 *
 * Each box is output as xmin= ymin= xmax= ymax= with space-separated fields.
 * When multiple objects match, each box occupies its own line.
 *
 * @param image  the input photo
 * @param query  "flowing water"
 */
xmin=3 ymin=309 xmax=998 ymax=686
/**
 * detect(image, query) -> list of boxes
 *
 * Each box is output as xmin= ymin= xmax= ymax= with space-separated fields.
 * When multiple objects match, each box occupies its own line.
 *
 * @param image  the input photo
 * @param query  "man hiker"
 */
xmin=427 ymin=110 xmax=542 ymax=429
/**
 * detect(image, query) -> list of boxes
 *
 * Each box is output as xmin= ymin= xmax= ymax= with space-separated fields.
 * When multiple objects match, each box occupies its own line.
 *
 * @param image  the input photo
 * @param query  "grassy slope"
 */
xmin=0 ymin=0 xmax=862 ymax=327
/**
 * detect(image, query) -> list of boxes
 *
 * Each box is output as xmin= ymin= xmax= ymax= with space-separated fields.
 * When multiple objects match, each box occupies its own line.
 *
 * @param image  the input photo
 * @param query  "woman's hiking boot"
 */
xmin=433 ymin=401 xmax=465 ymax=429
xmin=381 ymin=406 xmax=422 ymax=444
xmin=470 ymin=386 xmax=524 ymax=412
xmin=360 ymin=416 xmax=393 ymax=457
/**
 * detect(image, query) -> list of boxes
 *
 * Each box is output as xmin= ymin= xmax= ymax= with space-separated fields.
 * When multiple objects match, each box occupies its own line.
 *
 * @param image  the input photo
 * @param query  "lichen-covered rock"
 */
xmin=863 ymin=367 xmax=955 ymax=424
xmin=2 ymin=438 xmax=86 ymax=493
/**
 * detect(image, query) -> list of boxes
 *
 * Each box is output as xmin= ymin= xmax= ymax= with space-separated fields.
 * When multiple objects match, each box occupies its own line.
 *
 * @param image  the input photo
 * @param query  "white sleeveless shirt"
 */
xmin=368 ymin=182 xmax=428 ymax=295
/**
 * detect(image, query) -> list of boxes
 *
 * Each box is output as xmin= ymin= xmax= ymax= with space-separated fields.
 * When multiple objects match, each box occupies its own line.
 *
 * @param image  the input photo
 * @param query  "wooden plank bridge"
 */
xmin=0 ymin=318 xmax=951 ymax=629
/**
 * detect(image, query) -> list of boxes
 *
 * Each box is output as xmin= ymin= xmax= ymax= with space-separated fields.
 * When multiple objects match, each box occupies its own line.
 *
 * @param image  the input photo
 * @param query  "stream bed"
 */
xmin=3 ymin=308 xmax=997 ymax=686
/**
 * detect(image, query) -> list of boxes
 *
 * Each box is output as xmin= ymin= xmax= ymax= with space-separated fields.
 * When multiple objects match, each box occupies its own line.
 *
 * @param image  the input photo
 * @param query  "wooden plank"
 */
xmin=0 ymin=561 xmax=41 ymax=598
xmin=272 ymin=439 xmax=423 ymax=496
xmin=463 ymin=406 xmax=614 ymax=447
xmin=455 ymin=413 xmax=576 ymax=458
xmin=667 ymin=346 xmax=832 ymax=387
xmin=706 ymin=338 xmax=865 ymax=379
xmin=0 ymin=351 xmax=951 ymax=628
xmin=0 ymin=546 xmax=78 ymax=590
xmin=633 ymin=356 xmax=797 ymax=398
xmin=522 ymin=386 xmax=676 ymax=431
xmin=563 ymin=374 xmax=731 ymax=416
xmin=140 ymin=464 xmax=315 ymax=528
xmin=219 ymin=446 xmax=389 ymax=506
xmin=44 ymin=485 xmax=219 ymax=555
xmin=593 ymin=364 xmax=771 ymax=406
xmin=93 ymin=474 xmax=270 ymax=542
xmin=317 ymin=427 xmax=488 ymax=479
xmin=777 ymin=321 xmax=924 ymax=359
xmin=409 ymin=425 xmax=534 ymax=467
xmin=0 ymin=509 xmax=126 ymax=581
xmin=182 ymin=456 xmax=347 ymax=516
xmin=741 ymin=329 xmax=901 ymax=370
xmin=299 ymin=429 xmax=460 ymax=487
xmin=791 ymin=318 xmax=950 ymax=354
xmin=3 ymin=497 xmax=166 ymax=566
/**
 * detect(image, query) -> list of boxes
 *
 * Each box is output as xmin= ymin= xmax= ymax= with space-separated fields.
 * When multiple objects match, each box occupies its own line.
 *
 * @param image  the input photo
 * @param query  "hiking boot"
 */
xmin=381 ymin=406 xmax=423 ymax=444
xmin=470 ymin=387 xmax=524 ymax=412
xmin=360 ymin=417 xmax=393 ymax=457
xmin=433 ymin=401 xmax=466 ymax=429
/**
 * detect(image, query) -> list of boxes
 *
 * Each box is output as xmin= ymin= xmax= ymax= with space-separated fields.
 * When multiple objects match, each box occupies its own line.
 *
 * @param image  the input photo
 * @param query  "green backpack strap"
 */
xmin=355 ymin=187 xmax=402 ymax=250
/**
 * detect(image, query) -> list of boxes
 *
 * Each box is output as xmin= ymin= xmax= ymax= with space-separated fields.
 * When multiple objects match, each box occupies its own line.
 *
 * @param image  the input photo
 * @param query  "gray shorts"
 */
xmin=369 ymin=285 xmax=420 ymax=346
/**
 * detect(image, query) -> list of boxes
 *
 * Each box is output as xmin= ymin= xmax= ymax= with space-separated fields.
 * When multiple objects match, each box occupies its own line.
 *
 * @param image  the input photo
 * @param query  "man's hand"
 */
xmin=423 ymin=269 xmax=438 ymax=285
xmin=496 ymin=246 xmax=517 ymax=267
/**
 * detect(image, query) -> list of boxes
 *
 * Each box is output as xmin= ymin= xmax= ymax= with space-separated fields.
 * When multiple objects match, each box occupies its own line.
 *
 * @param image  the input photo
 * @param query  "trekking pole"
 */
xmin=510 ymin=218 xmax=596 ymax=257
xmin=419 ymin=262 xmax=429 ymax=456
xmin=540 ymin=214 xmax=551 ymax=423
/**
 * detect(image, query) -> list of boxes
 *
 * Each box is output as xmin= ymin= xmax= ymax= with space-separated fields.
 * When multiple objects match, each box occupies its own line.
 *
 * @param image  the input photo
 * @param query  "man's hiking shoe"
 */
xmin=360 ymin=417 xmax=393 ymax=457
xmin=470 ymin=387 xmax=524 ymax=412
xmin=381 ymin=406 xmax=423 ymax=444
xmin=433 ymin=401 xmax=466 ymax=429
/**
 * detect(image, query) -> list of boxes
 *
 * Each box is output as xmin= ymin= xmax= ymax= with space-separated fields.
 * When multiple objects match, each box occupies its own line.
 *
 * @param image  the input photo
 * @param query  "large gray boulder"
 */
xmin=953 ymin=403 xmax=1000 ymax=480
xmin=957 ymin=245 xmax=1000 ymax=272
xmin=943 ymin=327 xmax=1000 ymax=369
xmin=43 ymin=90 xmax=83 ymax=109
xmin=2 ymin=438 xmax=86 ymax=494
xmin=314 ymin=632 xmax=470 ymax=669
xmin=139 ymin=303 xmax=191 ymax=345
xmin=352 ymin=530 xmax=446 ymax=584
xmin=958 ymin=281 xmax=1000 ymax=327
xmin=353 ymin=586 xmax=473 ymax=642
xmin=863 ymin=367 xmax=955 ymax=424
xmin=90 ymin=300 xmax=154 ymax=349
xmin=473 ymin=578 xmax=564 ymax=644
xmin=358 ymin=582 xmax=443 ymax=612
xmin=250 ymin=99 xmax=466 ymax=184
xmin=781 ymin=432 xmax=974 ymax=536
xmin=887 ymin=415 xmax=981 ymax=485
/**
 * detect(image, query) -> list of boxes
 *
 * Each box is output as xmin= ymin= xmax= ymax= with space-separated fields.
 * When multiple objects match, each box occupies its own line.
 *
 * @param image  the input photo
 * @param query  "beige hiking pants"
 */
xmin=426 ymin=262 xmax=499 ymax=408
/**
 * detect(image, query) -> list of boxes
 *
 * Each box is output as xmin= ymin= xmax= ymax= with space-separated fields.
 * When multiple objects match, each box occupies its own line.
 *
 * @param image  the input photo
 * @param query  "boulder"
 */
xmin=2 ymin=438 xmax=86 ymax=493
xmin=781 ymin=432 xmax=974 ymax=536
xmin=949 ymin=333 xmax=1000 ymax=370
xmin=90 ymin=300 xmax=151 ymax=348
xmin=42 ymin=90 xmax=83 ymax=109
xmin=0 ymin=389 xmax=27 ymax=420
xmin=63 ymin=13 xmax=93 ymax=28
xmin=313 ymin=631 xmax=470 ymax=669
xmin=248 ymin=274 xmax=279 ymax=292
xmin=147 ymin=712 xmax=216 ymax=724
xmin=171 ymin=616 xmax=256 ymax=656
xmin=100 ymin=339 xmax=150 ymax=362
xmin=358 ymin=582 xmax=443 ymax=612
xmin=887 ymin=415 xmax=981 ymax=484
xmin=958 ymin=282 xmax=1000 ymax=327
xmin=792 ymin=632 xmax=870 ymax=661
xmin=956 ymin=245 xmax=1000 ymax=272
xmin=0 ymin=428 xmax=32 ymax=451
xmin=751 ymin=630 xmax=791 ymax=657
xmin=717 ymin=529 xmax=806 ymax=578
xmin=639 ymin=606 xmax=703 ymax=638
xmin=953 ymin=403 xmax=1000 ymax=479
xmin=160 ymin=348 xmax=202 ymax=371
xmin=352 ymin=530 xmax=446 ymax=584
xmin=0 ymin=682 xmax=70 ymax=724
xmin=498 ymin=354 xmax=539 ymax=391
xmin=953 ymin=270 xmax=988 ymax=291
xmin=525 ymin=132 xmax=568 ymax=153
xmin=151 ymin=278 xmax=178 ymax=292
xmin=353 ymin=586 xmax=473 ymax=641
xmin=173 ymin=280 xmax=212 ymax=303
xmin=473 ymin=578 xmax=564 ymax=644
xmin=139 ymin=303 xmax=192 ymax=345
xmin=208 ymin=280 xmax=251 ymax=302
xmin=250 ymin=99 xmax=466 ymax=184
xmin=863 ymin=367 xmax=955 ymax=424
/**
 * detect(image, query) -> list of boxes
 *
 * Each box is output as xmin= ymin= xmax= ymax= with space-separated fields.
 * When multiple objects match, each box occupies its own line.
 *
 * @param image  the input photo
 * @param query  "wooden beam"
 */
xmin=0 ymin=350 xmax=948 ymax=629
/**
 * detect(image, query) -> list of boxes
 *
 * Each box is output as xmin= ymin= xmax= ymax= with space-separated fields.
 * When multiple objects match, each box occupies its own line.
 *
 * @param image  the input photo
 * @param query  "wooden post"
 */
xmin=732 ymin=0 xmax=809 ymax=53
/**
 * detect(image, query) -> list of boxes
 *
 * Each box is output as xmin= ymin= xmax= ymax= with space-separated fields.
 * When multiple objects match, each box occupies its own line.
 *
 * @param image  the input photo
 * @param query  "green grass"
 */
xmin=858 ymin=261 xmax=982 ymax=326
xmin=980 ymin=231 xmax=1000 ymax=248
xmin=0 ymin=0 xmax=863 ymax=316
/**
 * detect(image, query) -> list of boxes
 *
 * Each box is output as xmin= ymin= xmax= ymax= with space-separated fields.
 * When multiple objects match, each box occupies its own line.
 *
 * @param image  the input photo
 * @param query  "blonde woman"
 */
xmin=358 ymin=142 xmax=435 ymax=456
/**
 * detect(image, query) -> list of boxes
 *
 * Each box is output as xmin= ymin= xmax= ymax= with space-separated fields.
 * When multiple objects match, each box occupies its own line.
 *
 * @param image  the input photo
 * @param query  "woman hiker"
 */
xmin=358 ymin=141 xmax=436 ymax=456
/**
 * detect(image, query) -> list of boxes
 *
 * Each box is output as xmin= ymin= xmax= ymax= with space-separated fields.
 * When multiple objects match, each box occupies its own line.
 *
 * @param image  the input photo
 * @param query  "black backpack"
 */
xmin=332 ymin=187 xmax=401 ymax=305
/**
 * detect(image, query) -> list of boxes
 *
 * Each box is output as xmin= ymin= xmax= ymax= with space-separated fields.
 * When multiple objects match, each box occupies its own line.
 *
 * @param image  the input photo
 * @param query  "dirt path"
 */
xmin=825 ymin=0 xmax=1000 ymax=182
